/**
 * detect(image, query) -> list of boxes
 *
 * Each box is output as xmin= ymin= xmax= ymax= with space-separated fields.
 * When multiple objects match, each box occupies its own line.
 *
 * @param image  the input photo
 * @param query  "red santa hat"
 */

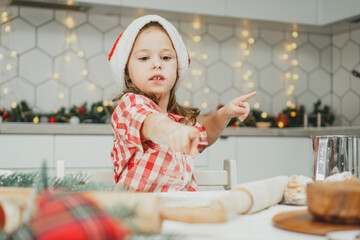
xmin=108 ymin=15 xmax=190 ymax=88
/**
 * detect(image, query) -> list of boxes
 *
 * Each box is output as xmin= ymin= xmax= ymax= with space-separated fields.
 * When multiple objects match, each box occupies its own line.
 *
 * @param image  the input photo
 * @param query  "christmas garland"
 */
xmin=227 ymin=100 xmax=335 ymax=128
xmin=0 ymin=99 xmax=335 ymax=128
xmin=0 ymin=100 xmax=115 ymax=124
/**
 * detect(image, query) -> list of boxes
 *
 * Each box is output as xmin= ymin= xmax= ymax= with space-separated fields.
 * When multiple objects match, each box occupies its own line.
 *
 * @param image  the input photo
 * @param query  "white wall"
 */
xmin=0 ymin=6 xmax=360 ymax=125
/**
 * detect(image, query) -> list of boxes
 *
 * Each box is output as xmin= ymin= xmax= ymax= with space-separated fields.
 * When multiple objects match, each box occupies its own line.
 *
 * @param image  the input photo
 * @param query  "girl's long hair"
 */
xmin=112 ymin=21 xmax=200 ymax=125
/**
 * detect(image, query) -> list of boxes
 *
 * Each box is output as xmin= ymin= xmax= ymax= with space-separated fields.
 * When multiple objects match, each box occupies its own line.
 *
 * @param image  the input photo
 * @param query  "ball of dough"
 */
xmin=325 ymin=171 xmax=356 ymax=182
xmin=284 ymin=175 xmax=313 ymax=205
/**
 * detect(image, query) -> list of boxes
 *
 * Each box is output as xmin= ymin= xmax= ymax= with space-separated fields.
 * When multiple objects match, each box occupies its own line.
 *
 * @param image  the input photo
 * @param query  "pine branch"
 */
xmin=0 ymin=172 xmax=38 ymax=187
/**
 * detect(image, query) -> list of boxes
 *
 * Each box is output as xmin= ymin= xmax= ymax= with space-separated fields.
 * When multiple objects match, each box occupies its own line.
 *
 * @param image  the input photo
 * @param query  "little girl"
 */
xmin=108 ymin=15 xmax=256 ymax=192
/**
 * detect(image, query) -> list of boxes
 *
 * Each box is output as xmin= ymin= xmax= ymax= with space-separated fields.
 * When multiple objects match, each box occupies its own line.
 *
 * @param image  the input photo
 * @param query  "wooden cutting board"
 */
xmin=272 ymin=210 xmax=360 ymax=236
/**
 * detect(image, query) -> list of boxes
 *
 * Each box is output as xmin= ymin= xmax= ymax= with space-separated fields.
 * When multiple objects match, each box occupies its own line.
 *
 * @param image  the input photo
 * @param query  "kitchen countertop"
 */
xmin=0 ymin=123 xmax=359 ymax=136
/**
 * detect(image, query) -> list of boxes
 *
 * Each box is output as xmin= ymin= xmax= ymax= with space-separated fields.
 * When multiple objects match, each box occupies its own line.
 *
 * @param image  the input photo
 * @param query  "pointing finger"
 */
xmin=239 ymin=91 xmax=257 ymax=102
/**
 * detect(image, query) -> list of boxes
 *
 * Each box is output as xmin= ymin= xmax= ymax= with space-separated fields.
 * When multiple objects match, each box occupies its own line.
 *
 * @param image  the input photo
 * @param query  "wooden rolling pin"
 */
xmin=0 ymin=188 xmax=226 ymax=234
xmin=0 ymin=176 xmax=290 ymax=234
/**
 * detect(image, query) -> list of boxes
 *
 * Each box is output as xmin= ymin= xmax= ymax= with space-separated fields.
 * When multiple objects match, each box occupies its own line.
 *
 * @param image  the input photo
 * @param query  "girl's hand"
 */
xmin=222 ymin=91 xmax=257 ymax=122
xmin=168 ymin=126 xmax=200 ymax=155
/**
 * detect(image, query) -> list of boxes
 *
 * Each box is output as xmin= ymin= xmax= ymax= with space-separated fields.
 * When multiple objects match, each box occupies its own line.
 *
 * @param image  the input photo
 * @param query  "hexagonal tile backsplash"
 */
xmin=1 ymin=6 xmax=360 ymax=126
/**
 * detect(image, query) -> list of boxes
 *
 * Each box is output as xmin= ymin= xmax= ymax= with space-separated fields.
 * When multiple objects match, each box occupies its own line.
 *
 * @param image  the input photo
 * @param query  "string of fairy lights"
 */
xmin=1 ymin=3 xmax=301 ymax=125
xmin=0 ymin=2 xmax=113 ymax=123
xmin=182 ymin=19 xmax=301 ymax=126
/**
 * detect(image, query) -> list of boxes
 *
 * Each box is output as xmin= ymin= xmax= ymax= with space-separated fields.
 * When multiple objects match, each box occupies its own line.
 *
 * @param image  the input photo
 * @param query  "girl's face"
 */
xmin=127 ymin=26 xmax=177 ymax=105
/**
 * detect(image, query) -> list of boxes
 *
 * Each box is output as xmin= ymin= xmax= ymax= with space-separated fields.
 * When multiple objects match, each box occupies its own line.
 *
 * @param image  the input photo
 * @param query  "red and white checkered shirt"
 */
xmin=111 ymin=93 xmax=208 ymax=192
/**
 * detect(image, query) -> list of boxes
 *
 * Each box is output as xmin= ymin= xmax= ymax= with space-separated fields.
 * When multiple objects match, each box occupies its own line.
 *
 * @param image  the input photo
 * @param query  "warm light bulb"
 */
xmin=286 ymin=101 xmax=292 ymax=107
xmin=191 ymin=69 xmax=202 ymax=77
xmin=201 ymin=54 xmax=208 ymax=61
xmin=254 ymin=102 xmax=260 ymax=109
xmin=233 ymin=61 xmax=243 ymax=68
xmin=103 ymin=100 xmax=109 ymax=106
xmin=286 ymin=89 xmax=294 ymax=96
xmin=89 ymin=83 xmax=96 ymax=90
xmin=53 ymin=73 xmax=60 ymax=80
xmin=285 ymin=44 xmax=293 ymax=52
xmin=4 ymin=25 xmax=11 ymax=32
xmin=65 ymin=16 xmax=75 ymax=28
xmin=64 ymin=55 xmax=72 ymax=62
xmin=240 ymin=42 xmax=247 ymax=49
xmin=3 ymin=88 xmax=9 ymax=94
xmin=292 ymin=31 xmax=298 ymax=38
xmin=243 ymin=49 xmax=250 ymax=56
xmin=67 ymin=0 xmax=74 ymax=5
xmin=203 ymin=87 xmax=210 ymax=94
xmin=289 ymin=84 xmax=295 ymax=90
xmin=193 ymin=21 xmax=201 ymax=30
xmin=291 ymin=103 xmax=296 ymax=109
xmin=6 ymin=64 xmax=12 ymax=71
xmin=248 ymin=38 xmax=255 ymax=44
xmin=2 ymin=12 xmax=8 ymax=17
xmin=282 ymin=54 xmax=289 ymax=60
xmin=53 ymin=109 xmax=58 ymax=114
xmin=10 ymin=51 xmax=17 ymax=57
xmin=278 ymin=121 xmax=284 ymax=128
xmin=82 ymin=69 xmax=88 ymax=76
xmin=11 ymin=102 xmax=17 ymax=108
xmin=246 ymin=70 xmax=252 ymax=76
xmin=71 ymin=34 xmax=77 ymax=42
xmin=291 ymin=42 xmax=297 ymax=50
xmin=77 ymin=51 xmax=84 ymax=58
xmin=58 ymin=92 xmax=65 ymax=99
xmin=33 ymin=116 xmax=39 ymax=124
xmin=185 ymin=82 xmax=192 ymax=89
xmin=191 ymin=69 xmax=197 ymax=76
xmin=201 ymin=102 xmax=208 ymax=109
xmin=248 ymin=82 xmax=255 ymax=89
xmin=243 ymin=74 xmax=250 ymax=80
xmin=291 ymin=111 xmax=297 ymax=117
xmin=292 ymin=73 xmax=299 ymax=80
xmin=261 ymin=112 xmax=267 ymax=119
xmin=65 ymin=37 xmax=72 ymax=44
xmin=189 ymin=51 xmax=196 ymax=58
xmin=193 ymin=35 xmax=201 ymax=42
xmin=291 ymin=59 xmax=298 ymax=66
xmin=285 ymin=72 xmax=292 ymax=79
xmin=1 ymin=16 xmax=8 ymax=23
xmin=241 ymin=30 xmax=249 ymax=37
xmin=97 ymin=106 xmax=103 ymax=112
xmin=184 ymin=100 xmax=190 ymax=107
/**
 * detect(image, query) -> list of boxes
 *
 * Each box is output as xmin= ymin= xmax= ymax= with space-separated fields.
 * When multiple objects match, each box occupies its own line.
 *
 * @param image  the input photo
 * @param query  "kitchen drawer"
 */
xmin=0 ymin=134 xmax=54 ymax=169
xmin=54 ymin=135 xmax=114 ymax=169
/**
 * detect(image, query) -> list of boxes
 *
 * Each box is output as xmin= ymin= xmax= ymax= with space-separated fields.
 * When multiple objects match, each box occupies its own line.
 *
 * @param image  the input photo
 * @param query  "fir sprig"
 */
xmin=0 ymin=165 xmax=121 ymax=192
xmin=0 ymin=172 xmax=38 ymax=187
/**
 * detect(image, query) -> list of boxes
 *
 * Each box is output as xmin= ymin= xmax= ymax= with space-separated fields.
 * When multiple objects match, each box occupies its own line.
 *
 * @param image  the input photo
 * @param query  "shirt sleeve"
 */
xmin=112 ymin=93 xmax=160 ymax=152
xmin=194 ymin=121 xmax=208 ymax=152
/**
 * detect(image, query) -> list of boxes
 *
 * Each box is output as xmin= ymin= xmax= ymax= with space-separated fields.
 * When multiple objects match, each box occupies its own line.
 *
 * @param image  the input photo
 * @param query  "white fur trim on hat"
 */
xmin=108 ymin=15 xmax=190 ymax=88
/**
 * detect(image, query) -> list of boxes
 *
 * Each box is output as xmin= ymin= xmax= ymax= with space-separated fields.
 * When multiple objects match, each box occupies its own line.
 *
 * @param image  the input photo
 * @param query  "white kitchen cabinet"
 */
xmin=0 ymin=134 xmax=54 ymax=170
xmin=54 ymin=135 xmax=114 ymax=172
xmin=0 ymin=133 xmax=314 ymax=184
xmin=236 ymin=136 xmax=313 ymax=183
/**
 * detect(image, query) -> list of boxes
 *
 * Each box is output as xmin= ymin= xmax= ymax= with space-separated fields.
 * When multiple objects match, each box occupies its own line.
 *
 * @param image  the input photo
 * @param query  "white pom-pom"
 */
xmin=70 ymin=116 xmax=80 ymax=124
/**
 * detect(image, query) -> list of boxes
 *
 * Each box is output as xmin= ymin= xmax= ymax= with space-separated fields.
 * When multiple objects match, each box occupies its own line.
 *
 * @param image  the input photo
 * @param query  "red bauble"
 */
xmin=2 ymin=112 xmax=8 ymax=119
xmin=76 ymin=105 xmax=86 ymax=115
xmin=49 ymin=117 xmax=56 ymax=123
xmin=275 ymin=113 xmax=289 ymax=127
